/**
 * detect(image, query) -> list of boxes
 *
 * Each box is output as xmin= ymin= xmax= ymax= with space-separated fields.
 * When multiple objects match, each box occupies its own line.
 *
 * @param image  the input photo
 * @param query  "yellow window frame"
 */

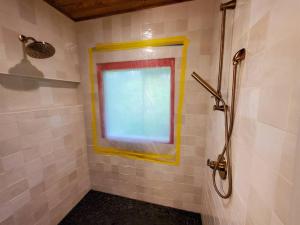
xmin=88 ymin=36 xmax=189 ymax=165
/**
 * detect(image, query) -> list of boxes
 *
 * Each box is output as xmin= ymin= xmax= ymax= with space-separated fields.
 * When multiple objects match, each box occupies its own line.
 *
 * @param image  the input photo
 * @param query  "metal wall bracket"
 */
xmin=207 ymin=155 xmax=227 ymax=180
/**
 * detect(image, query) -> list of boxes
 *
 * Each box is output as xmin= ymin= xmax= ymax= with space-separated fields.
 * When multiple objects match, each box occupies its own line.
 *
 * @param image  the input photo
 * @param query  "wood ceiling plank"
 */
xmin=44 ymin=0 xmax=192 ymax=21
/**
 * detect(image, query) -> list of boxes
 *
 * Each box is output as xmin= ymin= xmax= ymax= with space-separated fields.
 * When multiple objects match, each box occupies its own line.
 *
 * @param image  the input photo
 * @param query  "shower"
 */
xmin=19 ymin=34 xmax=55 ymax=59
xmin=191 ymin=0 xmax=246 ymax=199
xmin=192 ymin=49 xmax=246 ymax=199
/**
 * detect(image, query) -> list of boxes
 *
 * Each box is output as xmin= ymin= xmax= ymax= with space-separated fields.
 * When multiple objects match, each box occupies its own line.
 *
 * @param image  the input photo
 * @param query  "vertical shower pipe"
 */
xmin=214 ymin=0 xmax=236 ymax=111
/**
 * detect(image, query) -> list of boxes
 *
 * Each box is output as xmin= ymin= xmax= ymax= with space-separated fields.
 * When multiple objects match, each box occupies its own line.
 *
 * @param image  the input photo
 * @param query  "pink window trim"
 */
xmin=97 ymin=58 xmax=175 ymax=144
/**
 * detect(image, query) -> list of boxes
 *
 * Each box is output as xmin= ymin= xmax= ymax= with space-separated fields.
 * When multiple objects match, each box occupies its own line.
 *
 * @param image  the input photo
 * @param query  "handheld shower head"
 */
xmin=233 ymin=48 xmax=246 ymax=65
xmin=191 ymin=72 xmax=222 ymax=100
xmin=19 ymin=34 xmax=55 ymax=59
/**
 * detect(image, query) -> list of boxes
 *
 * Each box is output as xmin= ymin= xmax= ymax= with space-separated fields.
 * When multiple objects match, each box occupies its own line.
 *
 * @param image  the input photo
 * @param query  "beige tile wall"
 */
xmin=0 ymin=0 xmax=80 ymax=81
xmin=202 ymin=0 xmax=300 ymax=225
xmin=0 ymin=102 xmax=90 ymax=225
xmin=0 ymin=1 xmax=90 ymax=225
xmin=76 ymin=0 xmax=217 ymax=213
xmin=3 ymin=0 xmax=299 ymax=224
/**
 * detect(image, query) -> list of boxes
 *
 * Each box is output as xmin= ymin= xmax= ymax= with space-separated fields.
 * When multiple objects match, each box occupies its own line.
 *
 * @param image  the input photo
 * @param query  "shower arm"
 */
xmin=215 ymin=0 xmax=236 ymax=111
xmin=191 ymin=48 xmax=246 ymax=199
xmin=19 ymin=34 xmax=37 ymax=43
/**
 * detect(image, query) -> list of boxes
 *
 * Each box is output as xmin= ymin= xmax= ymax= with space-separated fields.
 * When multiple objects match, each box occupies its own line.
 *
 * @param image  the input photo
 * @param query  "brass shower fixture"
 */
xmin=192 ymin=48 xmax=246 ymax=199
xmin=191 ymin=0 xmax=247 ymax=199
xmin=19 ymin=34 xmax=55 ymax=59
xmin=207 ymin=155 xmax=227 ymax=179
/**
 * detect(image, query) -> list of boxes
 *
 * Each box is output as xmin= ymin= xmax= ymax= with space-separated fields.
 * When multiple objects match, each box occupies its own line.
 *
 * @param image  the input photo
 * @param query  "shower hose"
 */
xmin=212 ymin=62 xmax=239 ymax=199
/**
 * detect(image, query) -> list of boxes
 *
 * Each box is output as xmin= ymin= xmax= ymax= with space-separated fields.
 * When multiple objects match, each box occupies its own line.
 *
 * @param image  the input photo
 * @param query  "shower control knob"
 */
xmin=207 ymin=155 xmax=227 ymax=180
xmin=207 ymin=159 xmax=214 ymax=168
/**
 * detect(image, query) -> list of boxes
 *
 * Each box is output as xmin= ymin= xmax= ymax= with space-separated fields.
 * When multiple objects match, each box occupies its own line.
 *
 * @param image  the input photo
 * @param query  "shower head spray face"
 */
xmin=19 ymin=34 xmax=55 ymax=59
xmin=25 ymin=41 xmax=55 ymax=59
xmin=233 ymin=48 xmax=246 ymax=65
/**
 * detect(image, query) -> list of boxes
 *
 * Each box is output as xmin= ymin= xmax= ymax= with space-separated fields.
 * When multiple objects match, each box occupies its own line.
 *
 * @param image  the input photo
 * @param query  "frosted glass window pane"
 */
xmin=102 ymin=67 xmax=171 ymax=143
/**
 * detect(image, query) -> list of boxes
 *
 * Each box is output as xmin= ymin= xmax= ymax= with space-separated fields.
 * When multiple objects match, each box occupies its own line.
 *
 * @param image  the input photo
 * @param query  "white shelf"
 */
xmin=0 ymin=72 xmax=80 ymax=84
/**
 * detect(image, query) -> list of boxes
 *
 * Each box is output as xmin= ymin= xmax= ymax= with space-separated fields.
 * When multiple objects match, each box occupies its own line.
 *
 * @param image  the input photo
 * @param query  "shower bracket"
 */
xmin=19 ymin=34 xmax=37 ymax=43
xmin=213 ymin=104 xmax=226 ymax=112
xmin=207 ymin=155 xmax=227 ymax=180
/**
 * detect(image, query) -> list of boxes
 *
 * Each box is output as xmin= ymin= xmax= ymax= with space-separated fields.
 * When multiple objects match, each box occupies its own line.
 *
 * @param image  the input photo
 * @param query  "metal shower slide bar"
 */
xmin=215 ymin=0 xmax=236 ymax=111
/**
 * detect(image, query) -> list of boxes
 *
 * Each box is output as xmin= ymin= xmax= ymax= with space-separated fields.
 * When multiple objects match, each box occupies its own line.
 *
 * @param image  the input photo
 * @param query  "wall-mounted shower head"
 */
xmin=19 ymin=34 xmax=55 ymax=59
xmin=191 ymin=72 xmax=222 ymax=101
xmin=233 ymin=48 xmax=246 ymax=65
xmin=220 ymin=0 xmax=236 ymax=10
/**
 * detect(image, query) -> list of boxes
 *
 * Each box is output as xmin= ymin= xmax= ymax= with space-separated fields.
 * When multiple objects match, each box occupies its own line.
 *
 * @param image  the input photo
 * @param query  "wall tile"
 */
xmin=270 ymin=213 xmax=284 ymax=225
xmin=13 ymin=202 xmax=34 ymax=225
xmin=0 ymin=216 xmax=15 ymax=225
xmin=0 ymin=2 xmax=89 ymax=225
xmin=204 ymin=1 xmax=300 ymax=225
xmin=273 ymin=176 xmax=293 ymax=225
xmin=245 ymin=188 xmax=271 ymax=225
xmin=76 ymin=0 xmax=215 ymax=214
xmin=1 ymin=152 xmax=24 ymax=171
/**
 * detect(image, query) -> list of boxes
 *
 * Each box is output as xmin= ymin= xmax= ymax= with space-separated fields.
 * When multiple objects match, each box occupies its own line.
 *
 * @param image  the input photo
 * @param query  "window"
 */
xmin=97 ymin=58 xmax=175 ymax=144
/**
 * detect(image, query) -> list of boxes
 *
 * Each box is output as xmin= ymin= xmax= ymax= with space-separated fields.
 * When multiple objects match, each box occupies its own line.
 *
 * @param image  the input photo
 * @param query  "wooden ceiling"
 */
xmin=44 ymin=0 xmax=192 ymax=21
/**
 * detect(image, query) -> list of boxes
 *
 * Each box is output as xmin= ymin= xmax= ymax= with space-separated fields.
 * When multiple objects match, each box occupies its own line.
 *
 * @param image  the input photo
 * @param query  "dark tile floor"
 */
xmin=59 ymin=190 xmax=202 ymax=225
